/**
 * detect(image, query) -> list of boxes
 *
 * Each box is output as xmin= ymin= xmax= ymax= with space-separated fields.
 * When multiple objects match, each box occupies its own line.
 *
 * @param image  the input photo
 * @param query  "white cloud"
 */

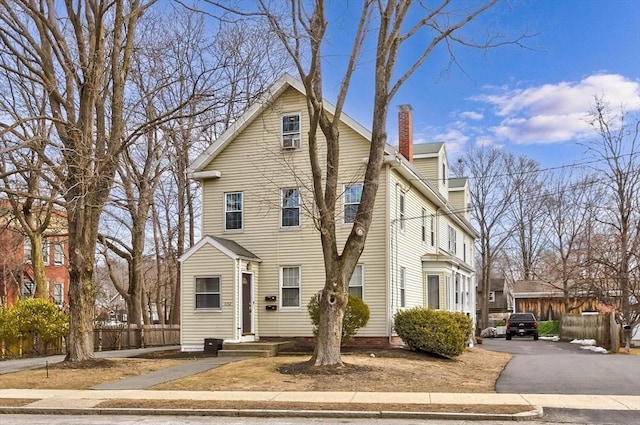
xmin=433 ymin=129 xmax=469 ymax=156
xmin=459 ymin=111 xmax=484 ymax=121
xmin=474 ymin=73 xmax=640 ymax=145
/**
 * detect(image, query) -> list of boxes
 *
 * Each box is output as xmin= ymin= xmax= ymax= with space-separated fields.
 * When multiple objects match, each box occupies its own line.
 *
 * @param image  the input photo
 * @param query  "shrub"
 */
xmin=394 ymin=308 xmax=472 ymax=358
xmin=5 ymin=298 xmax=68 ymax=349
xmin=307 ymin=294 xmax=370 ymax=344
xmin=538 ymin=320 xmax=559 ymax=336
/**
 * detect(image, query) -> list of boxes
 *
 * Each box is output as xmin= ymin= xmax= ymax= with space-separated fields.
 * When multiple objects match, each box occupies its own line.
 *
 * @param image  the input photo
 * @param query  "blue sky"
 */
xmin=320 ymin=0 xmax=640 ymax=167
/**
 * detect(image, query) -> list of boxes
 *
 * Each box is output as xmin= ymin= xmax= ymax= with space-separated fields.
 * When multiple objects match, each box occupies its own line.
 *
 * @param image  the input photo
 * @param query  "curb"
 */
xmin=0 ymin=405 xmax=544 ymax=421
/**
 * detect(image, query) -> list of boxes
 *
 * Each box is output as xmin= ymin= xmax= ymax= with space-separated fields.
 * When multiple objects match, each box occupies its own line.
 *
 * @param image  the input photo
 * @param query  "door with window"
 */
xmin=242 ymin=272 xmax=254 ymax=336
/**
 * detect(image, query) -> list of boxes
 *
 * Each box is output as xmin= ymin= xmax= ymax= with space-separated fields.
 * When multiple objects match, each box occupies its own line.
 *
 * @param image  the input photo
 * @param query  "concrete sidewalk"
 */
xmin=0 ymin=389 xmax=639 ymax=420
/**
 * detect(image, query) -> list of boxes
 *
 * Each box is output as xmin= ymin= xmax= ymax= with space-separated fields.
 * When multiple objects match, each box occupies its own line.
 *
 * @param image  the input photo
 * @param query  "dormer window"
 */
xmin=282 ymin=113 xmax=301 ymax=150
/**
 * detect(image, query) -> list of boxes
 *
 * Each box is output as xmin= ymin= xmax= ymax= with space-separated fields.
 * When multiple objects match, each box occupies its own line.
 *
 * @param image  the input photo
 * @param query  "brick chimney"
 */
xmin=398 ymin=104 xmax=413 ymax=162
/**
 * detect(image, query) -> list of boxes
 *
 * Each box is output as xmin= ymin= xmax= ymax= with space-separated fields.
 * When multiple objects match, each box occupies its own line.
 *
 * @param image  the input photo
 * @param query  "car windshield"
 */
xmin=510 ymin=314 xmax=533 ymax=321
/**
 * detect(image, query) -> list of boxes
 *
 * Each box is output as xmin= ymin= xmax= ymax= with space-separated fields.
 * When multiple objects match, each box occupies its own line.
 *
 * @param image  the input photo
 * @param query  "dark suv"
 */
xmin=505 ymin=313 xmax=539 ymax=340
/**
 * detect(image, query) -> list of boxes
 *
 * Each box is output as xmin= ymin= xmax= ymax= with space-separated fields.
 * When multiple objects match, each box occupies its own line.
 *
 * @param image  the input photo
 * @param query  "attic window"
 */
xmin=282 ymin=114 xmax=301 ymax=150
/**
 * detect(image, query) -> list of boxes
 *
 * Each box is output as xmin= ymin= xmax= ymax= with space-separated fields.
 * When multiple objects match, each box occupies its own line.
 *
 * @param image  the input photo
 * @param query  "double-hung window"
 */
xmin=281 ymin=188 xmax=300 ymax=228
xmin=23 ymin=239 xmax=32 ymax=262
xmin=421 ymin=208 xmax=427 ymax=242
xmin=448 ymin=225 xmax=457 ymax=254
xmin=53 ymin=282 xmax=63 ymax=305
xmin=54 ymin=242 xmax=64 ymax=266
xmin=195 ymin=277 xmax=221 ymax=309
xmin=348 ymin=264 xmax=364 ymax=298
xmin=225 ymin=192 xmax=243 ymax=230
xmin=430 ymin=216 xmax=435 ymax=246
xmin=282 ymin=114 xmax=301 ymax=149
xmin=399 ymin=267 xmax=406 ymax=308
xmin=399 ymin=193 xmax=406 ymax=231
xmin=280 ymin=266 xmax=301 ymax=308
xmin=42 ymin=240 xmax=50 ymax=265
xmin=427 ymin=275 xmax=440 ymax=309
xmin=343 ymin=183 xmax=362 ymax=224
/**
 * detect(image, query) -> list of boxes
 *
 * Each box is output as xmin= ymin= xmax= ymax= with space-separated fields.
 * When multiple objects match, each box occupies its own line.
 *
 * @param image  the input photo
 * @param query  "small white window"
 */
xmin=195 ymin=277 xmax=221 ymax=309
xmin=448 ymin=225 xmax=457 ymax=254
xmin=344 ymin=183 xmax=362 ymax=224
xmin=399 ymin=193 xmax=405 ymax=231
xmin=281 ymin=188 xmax=300 ymax=228
xmin=23 ymin=239 xmax=32 ymax=262
xmin=42 ymin=240 xmax=50 ymax=265
xmin=489 ymin=291 xmax=496 ymax=303
xmin=427 ymin=275 xmax=439 ymax=309
xmin=280 ymin=266 xmax=301 ymax=308
xmin=430 ymin=216 xmax=435 ymax=246
xmin=399 ymin=267 xmax=406 ymax=308
xmin=23 ymin=281 xmax=34 ymax=298
xmin=282 ymin=114 xmax=301 ymax=149
xmin=53 ymin=282 xmax=64 ymax=305
xmin=421 ymin=208 xmax=427 ymax=242
xmin=348 ymin=264 xmax=364 ymax=298
xmin=225 ymin=192 xmax=243 ymax=230
xmin=54 ymin=242 xmax=64 ymax=266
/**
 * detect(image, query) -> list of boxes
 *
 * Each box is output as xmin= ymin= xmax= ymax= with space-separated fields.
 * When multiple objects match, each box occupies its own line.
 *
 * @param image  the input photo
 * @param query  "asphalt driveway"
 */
xmin=482 ymin=337 xmax=640 ymax=395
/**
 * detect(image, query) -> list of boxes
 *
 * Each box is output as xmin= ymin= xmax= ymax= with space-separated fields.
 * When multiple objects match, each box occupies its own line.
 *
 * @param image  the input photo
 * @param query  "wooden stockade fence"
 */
xmin=94 ymin=324 xmax=180 ymax=351
xmin=560 ymin=313 xmax=620 ymax=351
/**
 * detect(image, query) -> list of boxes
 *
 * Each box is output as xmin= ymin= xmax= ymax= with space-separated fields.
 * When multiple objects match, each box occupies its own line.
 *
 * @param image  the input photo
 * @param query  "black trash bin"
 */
xmin=204 ymin=338 xmax=223 ymax=355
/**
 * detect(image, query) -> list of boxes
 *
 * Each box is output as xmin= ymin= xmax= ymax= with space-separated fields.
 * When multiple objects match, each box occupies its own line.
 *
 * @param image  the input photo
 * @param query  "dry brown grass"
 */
xmin=152 ymin=347 xmax=510 ymax=393
xmin=0 ymin=398 xmax=38 ymax=407
xmin=0 ymin=358 xmax=184 ymax=390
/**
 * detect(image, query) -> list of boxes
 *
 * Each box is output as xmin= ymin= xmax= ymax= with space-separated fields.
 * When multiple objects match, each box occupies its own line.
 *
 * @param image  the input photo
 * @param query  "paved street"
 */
xmin=481 ymin=338 xmax=640 ymax=395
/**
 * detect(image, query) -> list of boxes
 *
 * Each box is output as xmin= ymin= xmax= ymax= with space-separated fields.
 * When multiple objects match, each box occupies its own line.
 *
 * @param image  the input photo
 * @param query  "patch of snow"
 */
xmin=579 ymin=345 xmax=608 ymax=354
xmin=540 ymin=336 xmax=560 ymax=342
xmin=570 ymin=339 xmax=596 ymax=346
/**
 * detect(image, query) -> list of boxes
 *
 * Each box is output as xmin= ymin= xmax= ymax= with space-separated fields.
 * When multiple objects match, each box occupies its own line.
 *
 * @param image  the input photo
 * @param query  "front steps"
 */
xmin=218 ymin=341 xmax=296 ymax=357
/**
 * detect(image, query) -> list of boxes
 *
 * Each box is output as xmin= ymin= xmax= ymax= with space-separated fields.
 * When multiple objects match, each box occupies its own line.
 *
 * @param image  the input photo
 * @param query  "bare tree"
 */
xmin=507 ymin=156 xmax=548 ymax=281
xmin=585 ymin=100 xmax=640 ymax=351
xmin=206 ymin=0 xmax=529 ymax=366
xmin=454 ymin=146 xmax=515 ymax=330
xmin=541 ymin=171 xmax=600 ymax=314
xmin=0 ymin=0 xmax=190 ymax=361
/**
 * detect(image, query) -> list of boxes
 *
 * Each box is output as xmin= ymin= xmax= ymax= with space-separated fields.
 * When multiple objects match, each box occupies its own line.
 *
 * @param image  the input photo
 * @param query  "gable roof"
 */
xmin=188 ymin=74 xmax=478 ymax=239
xmin=179 ymin=235 xmax=261 ymax=263
xmin=189 ymin=73 xmax=375 ymax=175
xmin=448 ymin=177 xmax=468 ymax=189
xmin=413 ymin=142 xmax=444 ymax=157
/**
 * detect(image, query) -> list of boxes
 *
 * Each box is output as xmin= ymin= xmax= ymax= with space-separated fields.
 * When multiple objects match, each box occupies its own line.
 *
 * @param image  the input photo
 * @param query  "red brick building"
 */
xmin=0 ymin=202 xmax=70 ymax=308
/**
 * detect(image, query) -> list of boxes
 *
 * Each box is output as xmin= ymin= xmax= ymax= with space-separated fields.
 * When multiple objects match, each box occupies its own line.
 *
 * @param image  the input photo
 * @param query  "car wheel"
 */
xmin=506 ymin=333 xmax=512 ymax=340
xmin=533 ymin=333 xmax=539 ymax=340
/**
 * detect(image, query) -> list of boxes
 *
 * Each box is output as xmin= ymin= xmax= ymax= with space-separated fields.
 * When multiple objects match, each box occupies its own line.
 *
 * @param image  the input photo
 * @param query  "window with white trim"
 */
xmin=447 ymin=225 xmax=457 ymax=254
xmin=281 ymin=188 xmax=300 ymax=228
xmin=280 ymin=266 xmax=301 ymax=308
xmin=421 ymin=208 xmax=427 ymax=242
xmin=195 ymin=277 xmax=221 ymax=309
xmin=22 ymin=281 xmax=34 ymax=299
xmin=53 ymin=282 xmax=63 ymax=305
xmin=343 ymin=183 xmax=362 ymax=224
xmin=23 ymin=238 xmax=32 ymax=262
xmin=427 ymin=275 xmax=439 ymax=309
xmin=42 ymin=240 xmax=50 ymax=265
xmin=399 ymin=267 xmax=406 ymax=308
xmin=225 ymin=192 xmax=243 ymax=230
xmin=399 ymin=193 xmax=405 ymax=231
xmin=430 ymin=215 xmax=435 ymax=246
xmin=282 ymin=114 xmax=301 ymax=149
xmin=489 ymin=291 xmax=496 ymax=303
xmin=348 ymin=264 xmax=364 ymax=298
xmin=54 ymin=242 xmax=64 ymax=266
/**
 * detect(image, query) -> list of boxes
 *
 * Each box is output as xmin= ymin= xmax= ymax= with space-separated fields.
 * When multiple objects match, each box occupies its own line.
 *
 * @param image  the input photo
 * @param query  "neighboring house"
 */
xmin=476 ymin=278 xmax=513 ymax=326
xmin=0 ymin=201 xmax=70 ymax=309
xmin=512 ymin=280 xmax=599 ymax=321
xmin=179 ymin=74 xmax=479 ymax=350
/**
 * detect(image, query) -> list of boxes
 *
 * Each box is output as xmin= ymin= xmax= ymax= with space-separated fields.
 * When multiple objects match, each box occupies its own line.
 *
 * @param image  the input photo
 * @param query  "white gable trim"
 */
xmin=179 ymin=235 xmax=256 ymax=263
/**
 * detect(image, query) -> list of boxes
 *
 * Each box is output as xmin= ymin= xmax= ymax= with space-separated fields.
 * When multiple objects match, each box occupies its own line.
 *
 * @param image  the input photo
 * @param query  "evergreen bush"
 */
xmin=394 ymin=307 xmax=472 ymax=358
xmin=308 ymin=293 xmax=370 ymax=344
